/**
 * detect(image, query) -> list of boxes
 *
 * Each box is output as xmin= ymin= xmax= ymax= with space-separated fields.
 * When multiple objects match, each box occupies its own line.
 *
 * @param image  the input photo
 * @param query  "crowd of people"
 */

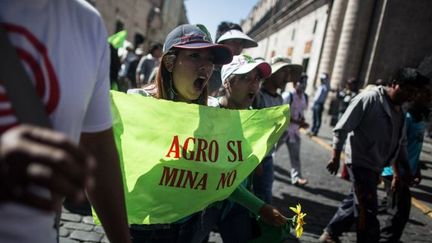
xmin=0 ymin=1 xmax=431 ymax=243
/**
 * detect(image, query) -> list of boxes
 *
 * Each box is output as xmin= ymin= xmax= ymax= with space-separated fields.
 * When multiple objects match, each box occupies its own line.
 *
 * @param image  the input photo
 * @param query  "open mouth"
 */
xmin=193 ymin=77 xmax=206 ymax=91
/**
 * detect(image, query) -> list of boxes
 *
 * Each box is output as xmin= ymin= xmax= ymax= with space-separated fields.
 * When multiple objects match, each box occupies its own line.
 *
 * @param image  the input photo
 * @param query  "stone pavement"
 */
xmin=60 ymin=112 xmax=432 ymax=243
xmin=60 ymin=208 xmax=108 ymax=243
xmin=268 ymin=111 xmax=432 ymax=242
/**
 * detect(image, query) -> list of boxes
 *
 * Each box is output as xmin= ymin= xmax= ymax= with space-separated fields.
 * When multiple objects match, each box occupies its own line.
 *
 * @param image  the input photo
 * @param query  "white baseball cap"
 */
xmin=270 ymin=56 xmax=303 ymax=75
xmin=221 ymin=55 xmax=271 ymax=82
xmin=266 ymin=56 xmax=303 ymax=83
xmin=217 ymin=29 xmax=258 ymax=48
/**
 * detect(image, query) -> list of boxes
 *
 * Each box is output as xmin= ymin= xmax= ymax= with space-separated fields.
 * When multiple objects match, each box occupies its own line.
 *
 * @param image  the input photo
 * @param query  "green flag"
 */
xmin=97 ymin=91 xmax=289 ymax=224
xmin=108 ymin=30 xmax=127 ymax=49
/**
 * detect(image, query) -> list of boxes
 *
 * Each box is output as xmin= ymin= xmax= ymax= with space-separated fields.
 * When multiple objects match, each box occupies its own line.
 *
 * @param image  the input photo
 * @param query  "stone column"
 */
xmin=330 ymin=0 xmax=376 ymax=90
xmin=317 ymin=0 xmax=348 ymax=86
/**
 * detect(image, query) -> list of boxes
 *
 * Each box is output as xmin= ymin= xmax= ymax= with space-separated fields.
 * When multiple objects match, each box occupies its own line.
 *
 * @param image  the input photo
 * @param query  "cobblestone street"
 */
xmin=60 ymin=114 xmax=432 ymax=243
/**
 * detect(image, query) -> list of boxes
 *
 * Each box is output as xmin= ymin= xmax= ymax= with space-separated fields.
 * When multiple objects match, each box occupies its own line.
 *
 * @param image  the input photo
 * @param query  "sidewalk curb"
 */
xmin=412 ymin=198 xmax=432 ymax=218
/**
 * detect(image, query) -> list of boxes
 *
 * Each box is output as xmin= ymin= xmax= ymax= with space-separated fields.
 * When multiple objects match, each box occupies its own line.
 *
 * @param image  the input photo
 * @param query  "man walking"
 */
xmin=309 ymin=73 xmax=330 ymax=136
xmin=282 ymin=74 xmax=309 ymax=186
xmin=319 ymin=68 xmax=430 ymax=243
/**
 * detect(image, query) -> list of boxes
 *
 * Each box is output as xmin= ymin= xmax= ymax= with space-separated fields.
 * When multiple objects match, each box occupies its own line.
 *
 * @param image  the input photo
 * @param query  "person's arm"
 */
xmin=391 ymin=162 xmax=400 ymax=192
xmin=328 ymin=93 xmax=370 ymax=175
xmin=80 ymin=128 xmax=131 ymax=243
xmin=395 ymin=139 xmax=412 ymax=185
xmin=78 ymin=13 xmax=130 ymax=242
xmin=229 ymin=185 xmax=287 ymax=226
xmin=229 ymin=185 xmax=264 ymax=214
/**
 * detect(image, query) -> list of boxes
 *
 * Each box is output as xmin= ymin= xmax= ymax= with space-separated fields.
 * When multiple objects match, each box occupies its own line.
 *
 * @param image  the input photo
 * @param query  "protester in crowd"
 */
xmin=252 ymin=56 xmax=303 ymax=203
xmin=126 ymin=47 xmax=145 ymax=89
xmin=336 ymin=78 xmax=360 ymax=180
xmin=215 ymin=22 xmax=257 ymax=56
xmin=281 ymin=73 xmax=309 ymax=186
xmin=118 ymin=42 xmax=137 ymax=91
xmin=128 ymin=23 xmax=289 ymax=243
xmin=380 ymin=90 xmax=431 ymax=242
xmin=127 ymin=23 xmax=233 ymax=242
xmin=363 ymin=78 xmax=388 ymax=92
xmin=189 ymin=55 xmax=288 ymax=243
xmin=337 ymin=78 xmax=360 ymax=120
xmin=136 ymin=43 xmax=163 ymax=87
xmin=308 ymin=73 xmax=330 ymax=136
xmin=0 ymin=1 xmax=131 ymax=242
xmin=110 ymin=43 xmax=122 ymax=90
xmin=207 ymin=21 xmax=258 ymax=97
xmin=319 ymin=68 xmax=430 ymax=243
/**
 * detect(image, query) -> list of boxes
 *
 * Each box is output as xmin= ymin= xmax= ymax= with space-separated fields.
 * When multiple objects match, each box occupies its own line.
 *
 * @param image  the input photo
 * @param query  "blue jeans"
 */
xmin=253 ymin=156 xmax=274 ymax=204
xmin=311 ymin=102 xmax=324 ymax=135
xmin=325 ymin=166 xmax=380 ymax=243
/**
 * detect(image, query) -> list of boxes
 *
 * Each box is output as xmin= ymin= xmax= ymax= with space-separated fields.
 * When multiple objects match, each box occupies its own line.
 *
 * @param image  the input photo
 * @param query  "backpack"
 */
xmin=285 ymin=91 xmax=308 ymax=106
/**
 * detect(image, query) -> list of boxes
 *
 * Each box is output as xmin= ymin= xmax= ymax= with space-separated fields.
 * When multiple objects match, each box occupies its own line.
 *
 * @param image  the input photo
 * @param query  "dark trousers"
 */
xmin=325 ymin=166 xmax=380 ymax=243
xmin=380 ymin=176 xmax=411 ymax=243
xmin=189 ymin=202 xmax=253 ymax=243
xmin=311 ymin=103 xmax=324 ymax=135
xmin=130 ymin=215 xmax=198 ymax=243
xmin=253 ymin=156 xmax=274 ymax=204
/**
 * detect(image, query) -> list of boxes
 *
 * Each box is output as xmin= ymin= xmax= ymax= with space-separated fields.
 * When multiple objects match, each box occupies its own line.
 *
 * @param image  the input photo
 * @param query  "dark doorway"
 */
xmin=302 ymin=58 xmax=310 ymax=73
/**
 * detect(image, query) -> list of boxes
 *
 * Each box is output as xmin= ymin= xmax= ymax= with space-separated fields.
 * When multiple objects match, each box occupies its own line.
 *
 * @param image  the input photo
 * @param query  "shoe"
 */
xmin=319 ymin=231 xmax=340 ymax=243
xmin=294 ymin=178 xmax=308 ymax=186
xmin=307 ymin=131 xmax=317 ymax=137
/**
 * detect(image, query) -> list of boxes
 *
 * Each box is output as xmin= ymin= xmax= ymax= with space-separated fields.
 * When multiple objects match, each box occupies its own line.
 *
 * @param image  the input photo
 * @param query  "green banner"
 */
xmin=108 ymin=30 xmax=127 ymax=49
xmin=100 ymin=91 xmax=289 ymax=224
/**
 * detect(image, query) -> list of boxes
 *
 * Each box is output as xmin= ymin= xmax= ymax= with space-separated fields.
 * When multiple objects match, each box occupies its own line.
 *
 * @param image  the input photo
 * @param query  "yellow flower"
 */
xmin=290 ymin=203 xmax=307 ymax=238
xmin=289 ymin=203 xmax=302 ymax=215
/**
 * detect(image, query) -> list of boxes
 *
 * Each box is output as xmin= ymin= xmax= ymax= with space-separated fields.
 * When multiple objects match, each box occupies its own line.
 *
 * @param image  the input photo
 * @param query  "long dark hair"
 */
xmin=148 ymin=48 xmax=208 ymax=105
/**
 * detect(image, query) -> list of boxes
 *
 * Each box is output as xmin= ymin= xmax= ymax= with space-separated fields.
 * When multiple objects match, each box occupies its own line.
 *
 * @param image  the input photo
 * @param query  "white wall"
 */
xmin=243 ymin=4 xmax=329 ymax=95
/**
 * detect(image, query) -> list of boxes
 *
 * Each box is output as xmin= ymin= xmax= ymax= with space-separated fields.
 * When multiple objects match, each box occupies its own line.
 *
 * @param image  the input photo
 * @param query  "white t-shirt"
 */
xmin=0 ymin=0 xmax=112 ymax=242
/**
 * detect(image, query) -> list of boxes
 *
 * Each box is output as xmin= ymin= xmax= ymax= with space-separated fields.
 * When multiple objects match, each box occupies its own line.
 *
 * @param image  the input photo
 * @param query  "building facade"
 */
xmin=88 ymin=0 xmax=188 ymax=50
xmin=242 ymin=0 xmax=329 ymax=94
xmin=243 ymin=0 xmax=432 ymax=118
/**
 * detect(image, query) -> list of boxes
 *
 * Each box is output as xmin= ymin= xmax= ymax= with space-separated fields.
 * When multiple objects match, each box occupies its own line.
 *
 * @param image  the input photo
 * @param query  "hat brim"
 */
xmin=270 ymin=63 xmax=303 ymax=82
xmin=272 ymin=63 xmax=303 ymax=74
xmin=217 ymin=30 xmax=258 ymax=48
xmin=232 ymin=61 xmax=272 ymax=79
xmin=172 ymin=42 xmax=233 ymax=65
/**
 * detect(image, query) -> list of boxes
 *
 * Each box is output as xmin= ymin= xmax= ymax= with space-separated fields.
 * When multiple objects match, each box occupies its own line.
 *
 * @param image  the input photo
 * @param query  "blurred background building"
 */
xmin=242 ymin=0 xmax=432 ymax=122
xmin=87 ymin=0 xmax=188 ymax=50
xmin=242 ymin=0 xmax=328 ymax=95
